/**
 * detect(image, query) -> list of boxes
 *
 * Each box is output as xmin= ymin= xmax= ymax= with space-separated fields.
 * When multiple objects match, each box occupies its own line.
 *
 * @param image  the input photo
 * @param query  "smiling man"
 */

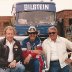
xmin=22 ymin=26 xmax=44 ymax=72
xmin=0 ymin=26 xmax=25 ymax=72
xmin=42 ymin=26 xmax=72 ymax=72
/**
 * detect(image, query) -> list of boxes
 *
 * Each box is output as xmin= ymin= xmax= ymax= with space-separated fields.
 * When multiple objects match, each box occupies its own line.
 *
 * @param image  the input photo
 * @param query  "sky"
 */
xmin=0 ymin=0 xmax=72 ymax=16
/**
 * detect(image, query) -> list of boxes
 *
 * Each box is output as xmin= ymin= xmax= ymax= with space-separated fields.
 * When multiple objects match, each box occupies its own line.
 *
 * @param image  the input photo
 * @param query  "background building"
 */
xmin=56 ymin=10 xmax=72 ymax=41
xmin=0 ymin=16 xmax=12 ymax=35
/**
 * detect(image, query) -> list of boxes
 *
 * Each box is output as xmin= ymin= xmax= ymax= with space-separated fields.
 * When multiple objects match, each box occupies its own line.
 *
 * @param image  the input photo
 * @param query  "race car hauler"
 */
xmin=11 ymin=1 xmax=56 ymax=40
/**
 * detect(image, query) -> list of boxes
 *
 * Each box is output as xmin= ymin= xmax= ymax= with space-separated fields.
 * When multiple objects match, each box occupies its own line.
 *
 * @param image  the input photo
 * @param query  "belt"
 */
xmin=50 ymin=60 xmax=59 ymax=63
xmin=50 ymin=60 xmax=60 ymax=67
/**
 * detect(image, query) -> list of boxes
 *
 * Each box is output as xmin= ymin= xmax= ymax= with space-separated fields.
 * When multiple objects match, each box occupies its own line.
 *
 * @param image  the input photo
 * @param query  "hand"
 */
xmin=65 ymin=58 xmax=72 ymax=64
xmin=24 ymin=54 xmax=32 ymax=64
xmin=8 ymin=60 xmax=16 ymax=68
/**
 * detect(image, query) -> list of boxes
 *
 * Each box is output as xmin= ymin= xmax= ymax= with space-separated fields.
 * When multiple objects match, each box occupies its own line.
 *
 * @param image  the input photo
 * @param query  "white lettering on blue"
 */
xmin=24 ymin=4 xmax=49 ymax=11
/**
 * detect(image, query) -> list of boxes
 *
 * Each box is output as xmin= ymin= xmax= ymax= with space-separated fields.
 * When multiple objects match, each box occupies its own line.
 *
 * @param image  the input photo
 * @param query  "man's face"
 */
xmin=28 ymin=32 xmax=37 ymax=41
xmin=48 ymin=29 xmax=57 ymax=41
xmin=5 ymin=29 xmax=14 ymax=42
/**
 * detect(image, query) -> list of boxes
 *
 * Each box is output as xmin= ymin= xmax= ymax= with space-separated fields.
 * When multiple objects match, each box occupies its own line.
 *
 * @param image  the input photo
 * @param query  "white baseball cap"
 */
xmin=28 ymin=26 xmax=38 ymax=33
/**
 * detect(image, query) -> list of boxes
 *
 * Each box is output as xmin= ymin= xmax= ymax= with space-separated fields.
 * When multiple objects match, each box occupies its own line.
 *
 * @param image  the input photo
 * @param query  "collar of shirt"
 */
xmin=6 ymin=39 xmax=15 ymax=46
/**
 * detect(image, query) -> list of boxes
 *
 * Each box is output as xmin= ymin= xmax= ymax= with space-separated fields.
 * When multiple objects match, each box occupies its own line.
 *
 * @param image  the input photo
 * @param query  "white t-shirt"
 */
xmin=6 ymin=39 xmax=15 ymax=62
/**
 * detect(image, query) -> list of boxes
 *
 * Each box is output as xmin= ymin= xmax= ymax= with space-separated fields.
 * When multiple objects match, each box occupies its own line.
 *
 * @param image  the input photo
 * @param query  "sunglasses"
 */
xmin=28 ymin=32 xmax=38 ymax=34
xmin=48 ymin=32 xmax=56 ymax=35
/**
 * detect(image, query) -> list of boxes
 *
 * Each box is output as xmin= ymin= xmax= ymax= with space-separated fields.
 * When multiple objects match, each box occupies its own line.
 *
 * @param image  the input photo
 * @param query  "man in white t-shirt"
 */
xmin=42 ymin=26 xmax=72 ymax=72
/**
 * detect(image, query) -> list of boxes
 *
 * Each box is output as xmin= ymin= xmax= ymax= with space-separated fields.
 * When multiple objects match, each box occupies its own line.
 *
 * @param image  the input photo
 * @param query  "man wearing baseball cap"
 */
xmin=22 ymin=26 xmax=44 ymax=72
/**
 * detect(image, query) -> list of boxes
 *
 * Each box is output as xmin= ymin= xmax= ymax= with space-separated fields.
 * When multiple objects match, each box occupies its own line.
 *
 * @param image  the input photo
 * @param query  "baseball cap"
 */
xmin=27 ymin=26 xmax=38 ymax=34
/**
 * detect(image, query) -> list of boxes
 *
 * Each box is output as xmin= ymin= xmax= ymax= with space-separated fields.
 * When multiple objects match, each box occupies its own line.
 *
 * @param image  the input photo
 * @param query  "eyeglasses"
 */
xmin=48 ymin=32 xmax=56 ymax=35
xmin=28 ymin=32 xmax=37 ymax=34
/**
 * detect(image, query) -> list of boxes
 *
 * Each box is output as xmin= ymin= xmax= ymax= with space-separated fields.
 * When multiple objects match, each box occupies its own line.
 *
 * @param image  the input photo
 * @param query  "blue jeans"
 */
xmin=0 ymin=68 xmax=10 ymax=72
xmin=49 ymin=60 xmax=70 ymax=72
xmin=61 ymin=65 xmax=70 ymax=72
xmin=10 ymin=62 xmax=25 ymax=72
xmin=0 ymin=62 xmax=25 ymax=72
xmin=33 ymin=59 xmax=39 ymax=72
xmin=25 ymin=58 xmax=39 ymax=72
